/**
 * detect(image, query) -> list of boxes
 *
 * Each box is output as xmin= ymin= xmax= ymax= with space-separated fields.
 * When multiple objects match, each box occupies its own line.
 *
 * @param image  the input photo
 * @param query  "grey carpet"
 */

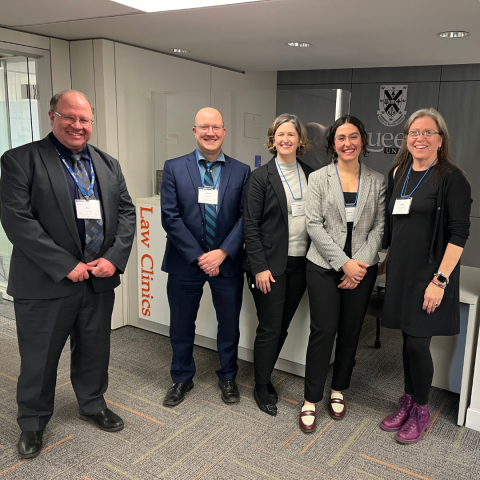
xmin=1 ymin=303 xmax=480 ymax=479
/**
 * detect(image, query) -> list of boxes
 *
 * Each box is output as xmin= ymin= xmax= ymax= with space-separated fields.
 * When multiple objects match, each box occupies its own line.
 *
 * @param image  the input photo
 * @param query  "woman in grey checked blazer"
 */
xmin=298 ymin=116 xmax=385 ymax=433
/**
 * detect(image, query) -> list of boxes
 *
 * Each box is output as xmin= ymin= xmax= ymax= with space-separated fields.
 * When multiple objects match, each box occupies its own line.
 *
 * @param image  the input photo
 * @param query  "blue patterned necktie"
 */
xmin=71 ymin=154 xmax=104 ymax=262
xmin=201 ymin=160 xmax=218 ymax=248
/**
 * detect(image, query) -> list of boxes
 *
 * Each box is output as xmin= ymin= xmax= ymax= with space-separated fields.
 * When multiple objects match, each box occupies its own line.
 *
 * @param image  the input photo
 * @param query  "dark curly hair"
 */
xmin=325 ymin=115 xmax=369 ymax=162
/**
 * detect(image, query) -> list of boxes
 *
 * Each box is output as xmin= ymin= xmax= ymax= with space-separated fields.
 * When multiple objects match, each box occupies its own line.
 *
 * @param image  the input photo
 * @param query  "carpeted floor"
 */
xmin=1 ymin=300 xmax=480 ymax=480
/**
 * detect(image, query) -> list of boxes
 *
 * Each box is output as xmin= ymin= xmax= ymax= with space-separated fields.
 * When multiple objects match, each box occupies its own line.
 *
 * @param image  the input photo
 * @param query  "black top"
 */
xmin=343 ymin=191 xmax=356 ymax=258
xmin=383 ymin=164 xmax=471 ymax=263
xmin=382 ymin=167 xmax=469 ymax=336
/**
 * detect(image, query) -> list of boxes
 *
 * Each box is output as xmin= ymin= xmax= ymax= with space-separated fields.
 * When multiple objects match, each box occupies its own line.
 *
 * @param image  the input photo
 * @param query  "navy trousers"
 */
xmin=167 ymin=270 xmax=244 ymax=383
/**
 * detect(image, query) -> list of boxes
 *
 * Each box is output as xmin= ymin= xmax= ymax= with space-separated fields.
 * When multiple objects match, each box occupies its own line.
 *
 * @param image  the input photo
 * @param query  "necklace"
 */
xmin=340 ymin=169 xmax=359 ymax=187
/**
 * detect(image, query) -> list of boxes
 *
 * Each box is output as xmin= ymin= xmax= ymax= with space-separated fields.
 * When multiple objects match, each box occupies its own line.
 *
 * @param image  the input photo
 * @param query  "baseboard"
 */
xmin=130 ymin=318 xmax=307 ymax=378
xmin=465 ymin=407 xmax=480 ymax=432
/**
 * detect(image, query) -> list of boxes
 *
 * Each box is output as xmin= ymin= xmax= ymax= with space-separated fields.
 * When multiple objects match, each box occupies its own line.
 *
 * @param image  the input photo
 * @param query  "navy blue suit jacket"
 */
xmin=161 ymin=150 xmax=250 ymax=277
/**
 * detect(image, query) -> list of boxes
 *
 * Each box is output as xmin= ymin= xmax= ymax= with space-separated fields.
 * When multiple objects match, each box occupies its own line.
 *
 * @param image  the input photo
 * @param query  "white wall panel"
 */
xmin=50 ymin=38 xmax=71 ymax=94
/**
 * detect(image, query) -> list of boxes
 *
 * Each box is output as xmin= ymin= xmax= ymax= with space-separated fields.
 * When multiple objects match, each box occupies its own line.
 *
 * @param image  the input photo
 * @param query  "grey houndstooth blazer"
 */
xmin=306 ymin=162 xmax=386 ymax=271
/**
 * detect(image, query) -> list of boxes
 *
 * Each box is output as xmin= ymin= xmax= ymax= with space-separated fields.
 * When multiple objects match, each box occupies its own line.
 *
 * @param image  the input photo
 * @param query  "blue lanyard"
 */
xmin=401 ymin=158 xmax=437 ymax=198
xmin=275 ymin=158 xmax=303 ymax=201
xmin=335 ymin=162 xmax=361 ymax=206
xmin=56 ymin=148 xmax=95 ymax=199
xmin=196 ymin=149 xmax=222 ymax=189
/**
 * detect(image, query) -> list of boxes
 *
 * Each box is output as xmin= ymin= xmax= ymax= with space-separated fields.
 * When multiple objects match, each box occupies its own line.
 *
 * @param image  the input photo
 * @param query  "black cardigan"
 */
xmin=382 ymin=164 xmax=472 ymax=264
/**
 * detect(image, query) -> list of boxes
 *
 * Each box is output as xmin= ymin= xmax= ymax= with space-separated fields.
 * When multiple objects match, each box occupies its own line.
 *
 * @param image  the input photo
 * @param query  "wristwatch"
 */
xmin=434 ymin=272 xmax=449 ymax=285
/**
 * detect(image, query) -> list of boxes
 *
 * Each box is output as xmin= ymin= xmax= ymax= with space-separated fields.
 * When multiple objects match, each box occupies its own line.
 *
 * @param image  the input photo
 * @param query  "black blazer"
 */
xmin=242 ymin=157 xmax=314 ymax=276
xmin=0 ymin=136 xmax=136 ymax=299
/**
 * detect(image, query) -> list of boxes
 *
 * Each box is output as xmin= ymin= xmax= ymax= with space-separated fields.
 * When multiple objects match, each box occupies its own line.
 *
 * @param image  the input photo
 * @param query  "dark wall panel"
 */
xmin=350 ymin=82 xmax=440 ymax=178
xmin=352 ymin=66 xmax=441 ymax=84
xmin=438 ymin=81 xmax=480 ymax=217
xmin=441 ymin=64 xmax=480 ymax=82
xmin=277 ymin=69 xmax=352 ymax=86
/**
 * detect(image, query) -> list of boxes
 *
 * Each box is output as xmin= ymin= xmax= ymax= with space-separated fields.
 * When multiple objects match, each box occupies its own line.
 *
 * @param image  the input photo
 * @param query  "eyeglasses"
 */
xmin=334 ymin=133 xmax=360 ymax=143
xmin=194 ymin=125 xmax=224 ymax=133
xmin=54 ymin=111 xmax=94 ymax=126
xmin=408 ymin=130 xmax=440 ymax=138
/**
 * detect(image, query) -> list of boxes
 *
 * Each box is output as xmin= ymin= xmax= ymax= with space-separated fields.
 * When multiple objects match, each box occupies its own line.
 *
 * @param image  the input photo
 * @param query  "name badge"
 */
xmin=198 ymin=187 xmax=218 ymax=205
xmin=393 ymin=198 xmax=412 ymax=215
xmin=345 ymin=206 xmax=356 ymax=223
xmin=291 ymin=201 xmax=306 ymax=217
xmin=75 ymin=199 xmax=102 ymax=220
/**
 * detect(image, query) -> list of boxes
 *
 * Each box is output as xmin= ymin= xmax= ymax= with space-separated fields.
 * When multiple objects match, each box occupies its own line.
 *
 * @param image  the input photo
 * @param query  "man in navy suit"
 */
xmin=161 ymin=107 xmax=250 ymax=406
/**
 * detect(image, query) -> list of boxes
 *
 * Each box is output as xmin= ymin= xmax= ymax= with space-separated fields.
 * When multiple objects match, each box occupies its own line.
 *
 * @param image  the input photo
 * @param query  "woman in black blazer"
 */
xmin=242 ymin=113 xmax=314 ymax=416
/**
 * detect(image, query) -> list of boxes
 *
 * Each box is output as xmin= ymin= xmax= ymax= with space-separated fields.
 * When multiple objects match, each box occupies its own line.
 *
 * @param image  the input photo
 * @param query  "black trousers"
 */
xmin=248 ymin=256 xmax=307 ymax=385
xmin=402 ymin=332 xmax=433 ymax=405
xmin=304 ymin=260 xmax=378 ymax=403
xmin=14 ymin=279 xmax=115 ymax=431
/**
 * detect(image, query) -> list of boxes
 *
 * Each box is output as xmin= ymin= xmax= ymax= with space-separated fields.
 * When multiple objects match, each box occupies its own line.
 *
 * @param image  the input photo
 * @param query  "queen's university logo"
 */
xmin=377 ymin=85 xmax=408 ymax=127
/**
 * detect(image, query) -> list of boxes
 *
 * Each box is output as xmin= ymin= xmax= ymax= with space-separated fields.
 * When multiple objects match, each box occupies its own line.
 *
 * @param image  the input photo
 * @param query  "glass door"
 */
xmin=0 ymin=55 xmax=41 ymax=290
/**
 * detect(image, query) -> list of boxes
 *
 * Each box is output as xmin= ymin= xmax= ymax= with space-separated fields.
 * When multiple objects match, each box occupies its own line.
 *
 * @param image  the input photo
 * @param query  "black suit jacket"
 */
xmin=0 ymin=136 xmax=136 ymax=299
xmin=242 ymin=157 xmax=314 ymax=276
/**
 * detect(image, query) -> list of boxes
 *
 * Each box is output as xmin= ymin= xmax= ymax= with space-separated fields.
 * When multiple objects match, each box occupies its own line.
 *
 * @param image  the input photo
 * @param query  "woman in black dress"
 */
xmin=379 ymin=108 xmax=471 ymax=444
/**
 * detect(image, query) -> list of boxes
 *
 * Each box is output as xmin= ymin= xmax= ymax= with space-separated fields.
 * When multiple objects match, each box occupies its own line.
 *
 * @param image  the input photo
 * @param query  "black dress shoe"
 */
xmin=267 ymin=382 xmax=279 ymax=404
xmin=18 ymin=430 xmax=43 ymax=459
xmin=163 ymin=380 xmax=194 ymax=407
xmin=253 ymin=388 xmax=277 ymax=416
xmin=79 ymin=408 xmax=124 ymax=432
xmin=218 ymin=379 xmax=240 ymax=404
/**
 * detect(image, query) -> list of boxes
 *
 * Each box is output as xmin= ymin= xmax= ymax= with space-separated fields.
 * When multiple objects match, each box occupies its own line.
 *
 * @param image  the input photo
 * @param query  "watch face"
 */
xmin=437 ymin=274 xmax=447 ymax=283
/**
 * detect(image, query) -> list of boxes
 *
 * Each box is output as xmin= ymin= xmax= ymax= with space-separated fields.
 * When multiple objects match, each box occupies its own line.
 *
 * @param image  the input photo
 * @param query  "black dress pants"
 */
xmin=248 ymin=256 xmax=307 ymax=385
xmin=14 ymin=279 xmax=115 ymax=431
xmin=304 ymin=260 xmax=378 ymax=403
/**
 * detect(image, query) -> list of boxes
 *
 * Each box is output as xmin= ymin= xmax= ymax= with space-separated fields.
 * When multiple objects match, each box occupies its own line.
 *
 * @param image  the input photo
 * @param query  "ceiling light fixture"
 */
xmin=110 ymin=0 xmax=263 ymax=12
xmin=169 ymin=48 xmax=191 ymax=54
xmin=437 ymin=31 xmax=470 ymax=38
xmin=286 ymin=42 xmax=312 ymax=48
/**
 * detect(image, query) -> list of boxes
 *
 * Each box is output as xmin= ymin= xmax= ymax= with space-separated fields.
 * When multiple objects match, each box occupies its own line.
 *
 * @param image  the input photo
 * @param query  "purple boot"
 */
xmin=395 ymin=403 xmax=431 ymax=444
xmin=380 ymin=393 xmax=414 ymax=432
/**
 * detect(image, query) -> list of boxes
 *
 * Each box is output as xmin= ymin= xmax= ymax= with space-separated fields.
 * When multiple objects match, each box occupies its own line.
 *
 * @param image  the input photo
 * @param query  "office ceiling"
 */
xmin=1 ymin=0 xmax=480 ymax=72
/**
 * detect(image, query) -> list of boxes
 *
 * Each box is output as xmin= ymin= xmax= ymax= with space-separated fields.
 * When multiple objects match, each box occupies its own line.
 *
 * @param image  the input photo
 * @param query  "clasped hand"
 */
xmin=339 ymin=259 xmax=369 ymax=289
xmin=66 ymin=258 xmax=116 ymax=282
xmin=198 ymin=249 xmax=228 ymax=277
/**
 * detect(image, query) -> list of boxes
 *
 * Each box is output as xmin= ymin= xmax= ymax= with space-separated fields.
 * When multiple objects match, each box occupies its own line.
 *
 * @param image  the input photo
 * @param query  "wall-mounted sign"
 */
xmin=377 ymin=85 xmax=408 ymax=127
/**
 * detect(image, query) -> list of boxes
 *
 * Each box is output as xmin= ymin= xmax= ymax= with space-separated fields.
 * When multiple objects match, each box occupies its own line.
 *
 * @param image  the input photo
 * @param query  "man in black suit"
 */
xmin=0 ymin=90 xmax=136 ymax=459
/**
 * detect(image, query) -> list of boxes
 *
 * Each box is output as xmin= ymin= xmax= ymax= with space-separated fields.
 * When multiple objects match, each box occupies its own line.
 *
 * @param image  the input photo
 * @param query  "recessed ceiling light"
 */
xmin=286 ymin=42 xmax=312 ymax=48
xmin=110 ymin=0 xmax=263 ymax=12
xmin=438 ymin=31 xmax=470 ymax=38
xmin=169 ymin=48 xmax=191 ymax=54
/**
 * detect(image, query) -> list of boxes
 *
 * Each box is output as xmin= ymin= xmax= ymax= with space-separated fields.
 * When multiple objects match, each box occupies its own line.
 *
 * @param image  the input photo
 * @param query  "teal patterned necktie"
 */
xmin=201 ymin=160 xmax=218 ymax=248
xmin=71 ymin=154 xmax=104 ymax=262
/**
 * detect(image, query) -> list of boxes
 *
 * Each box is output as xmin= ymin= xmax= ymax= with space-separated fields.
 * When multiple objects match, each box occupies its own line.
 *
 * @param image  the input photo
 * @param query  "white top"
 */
xmin=275 ymin=160 xmax=309 ymax=257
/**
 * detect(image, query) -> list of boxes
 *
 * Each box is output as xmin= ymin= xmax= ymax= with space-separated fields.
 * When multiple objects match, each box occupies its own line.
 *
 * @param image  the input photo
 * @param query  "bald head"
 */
xmin=194 ymin=107 xmax=224 ymax=127
xmin=193 ymin=107 xmax=226 ymax=161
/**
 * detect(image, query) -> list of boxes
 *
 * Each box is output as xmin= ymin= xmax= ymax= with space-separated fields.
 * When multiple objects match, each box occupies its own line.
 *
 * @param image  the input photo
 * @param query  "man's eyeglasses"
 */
xmin=194 ymin=125 xmax=224 ymax=133
xmin=334 ymin=133 xmax=360 ymax=143
xmin=54 ymin=111 xmax=94 ymax=126
xmin=408 ymin=130 xmax=440 ymax=138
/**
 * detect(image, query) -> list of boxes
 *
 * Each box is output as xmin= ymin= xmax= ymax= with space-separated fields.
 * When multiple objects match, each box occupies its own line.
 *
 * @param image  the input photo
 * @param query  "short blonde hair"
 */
xmin=265 ymin=113 xmax=309 ymax=155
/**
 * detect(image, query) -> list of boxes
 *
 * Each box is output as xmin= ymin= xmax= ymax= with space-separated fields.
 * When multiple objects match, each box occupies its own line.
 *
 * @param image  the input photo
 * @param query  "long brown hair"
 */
xmin=392 ymin=108 xmax=453 ymax=185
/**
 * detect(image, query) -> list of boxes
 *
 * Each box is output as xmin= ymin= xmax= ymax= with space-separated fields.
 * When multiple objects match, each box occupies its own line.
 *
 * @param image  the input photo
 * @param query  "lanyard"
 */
xmin=400 ymin=158 xmax=437 ymax=198
xmin=335 ymin=162 xmax=361 ymax=206
xmin=56 ymin=148 xmax=95 ymax=200
xmin=275 ymin=158 xmax=303 ymax=201
xmin=196 ymin=149 xmax=222 ymax=189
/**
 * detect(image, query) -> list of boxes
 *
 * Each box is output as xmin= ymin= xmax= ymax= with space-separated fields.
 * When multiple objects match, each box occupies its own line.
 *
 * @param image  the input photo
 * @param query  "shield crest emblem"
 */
xmin=377 ymin=85 xmax=408 ymax=127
